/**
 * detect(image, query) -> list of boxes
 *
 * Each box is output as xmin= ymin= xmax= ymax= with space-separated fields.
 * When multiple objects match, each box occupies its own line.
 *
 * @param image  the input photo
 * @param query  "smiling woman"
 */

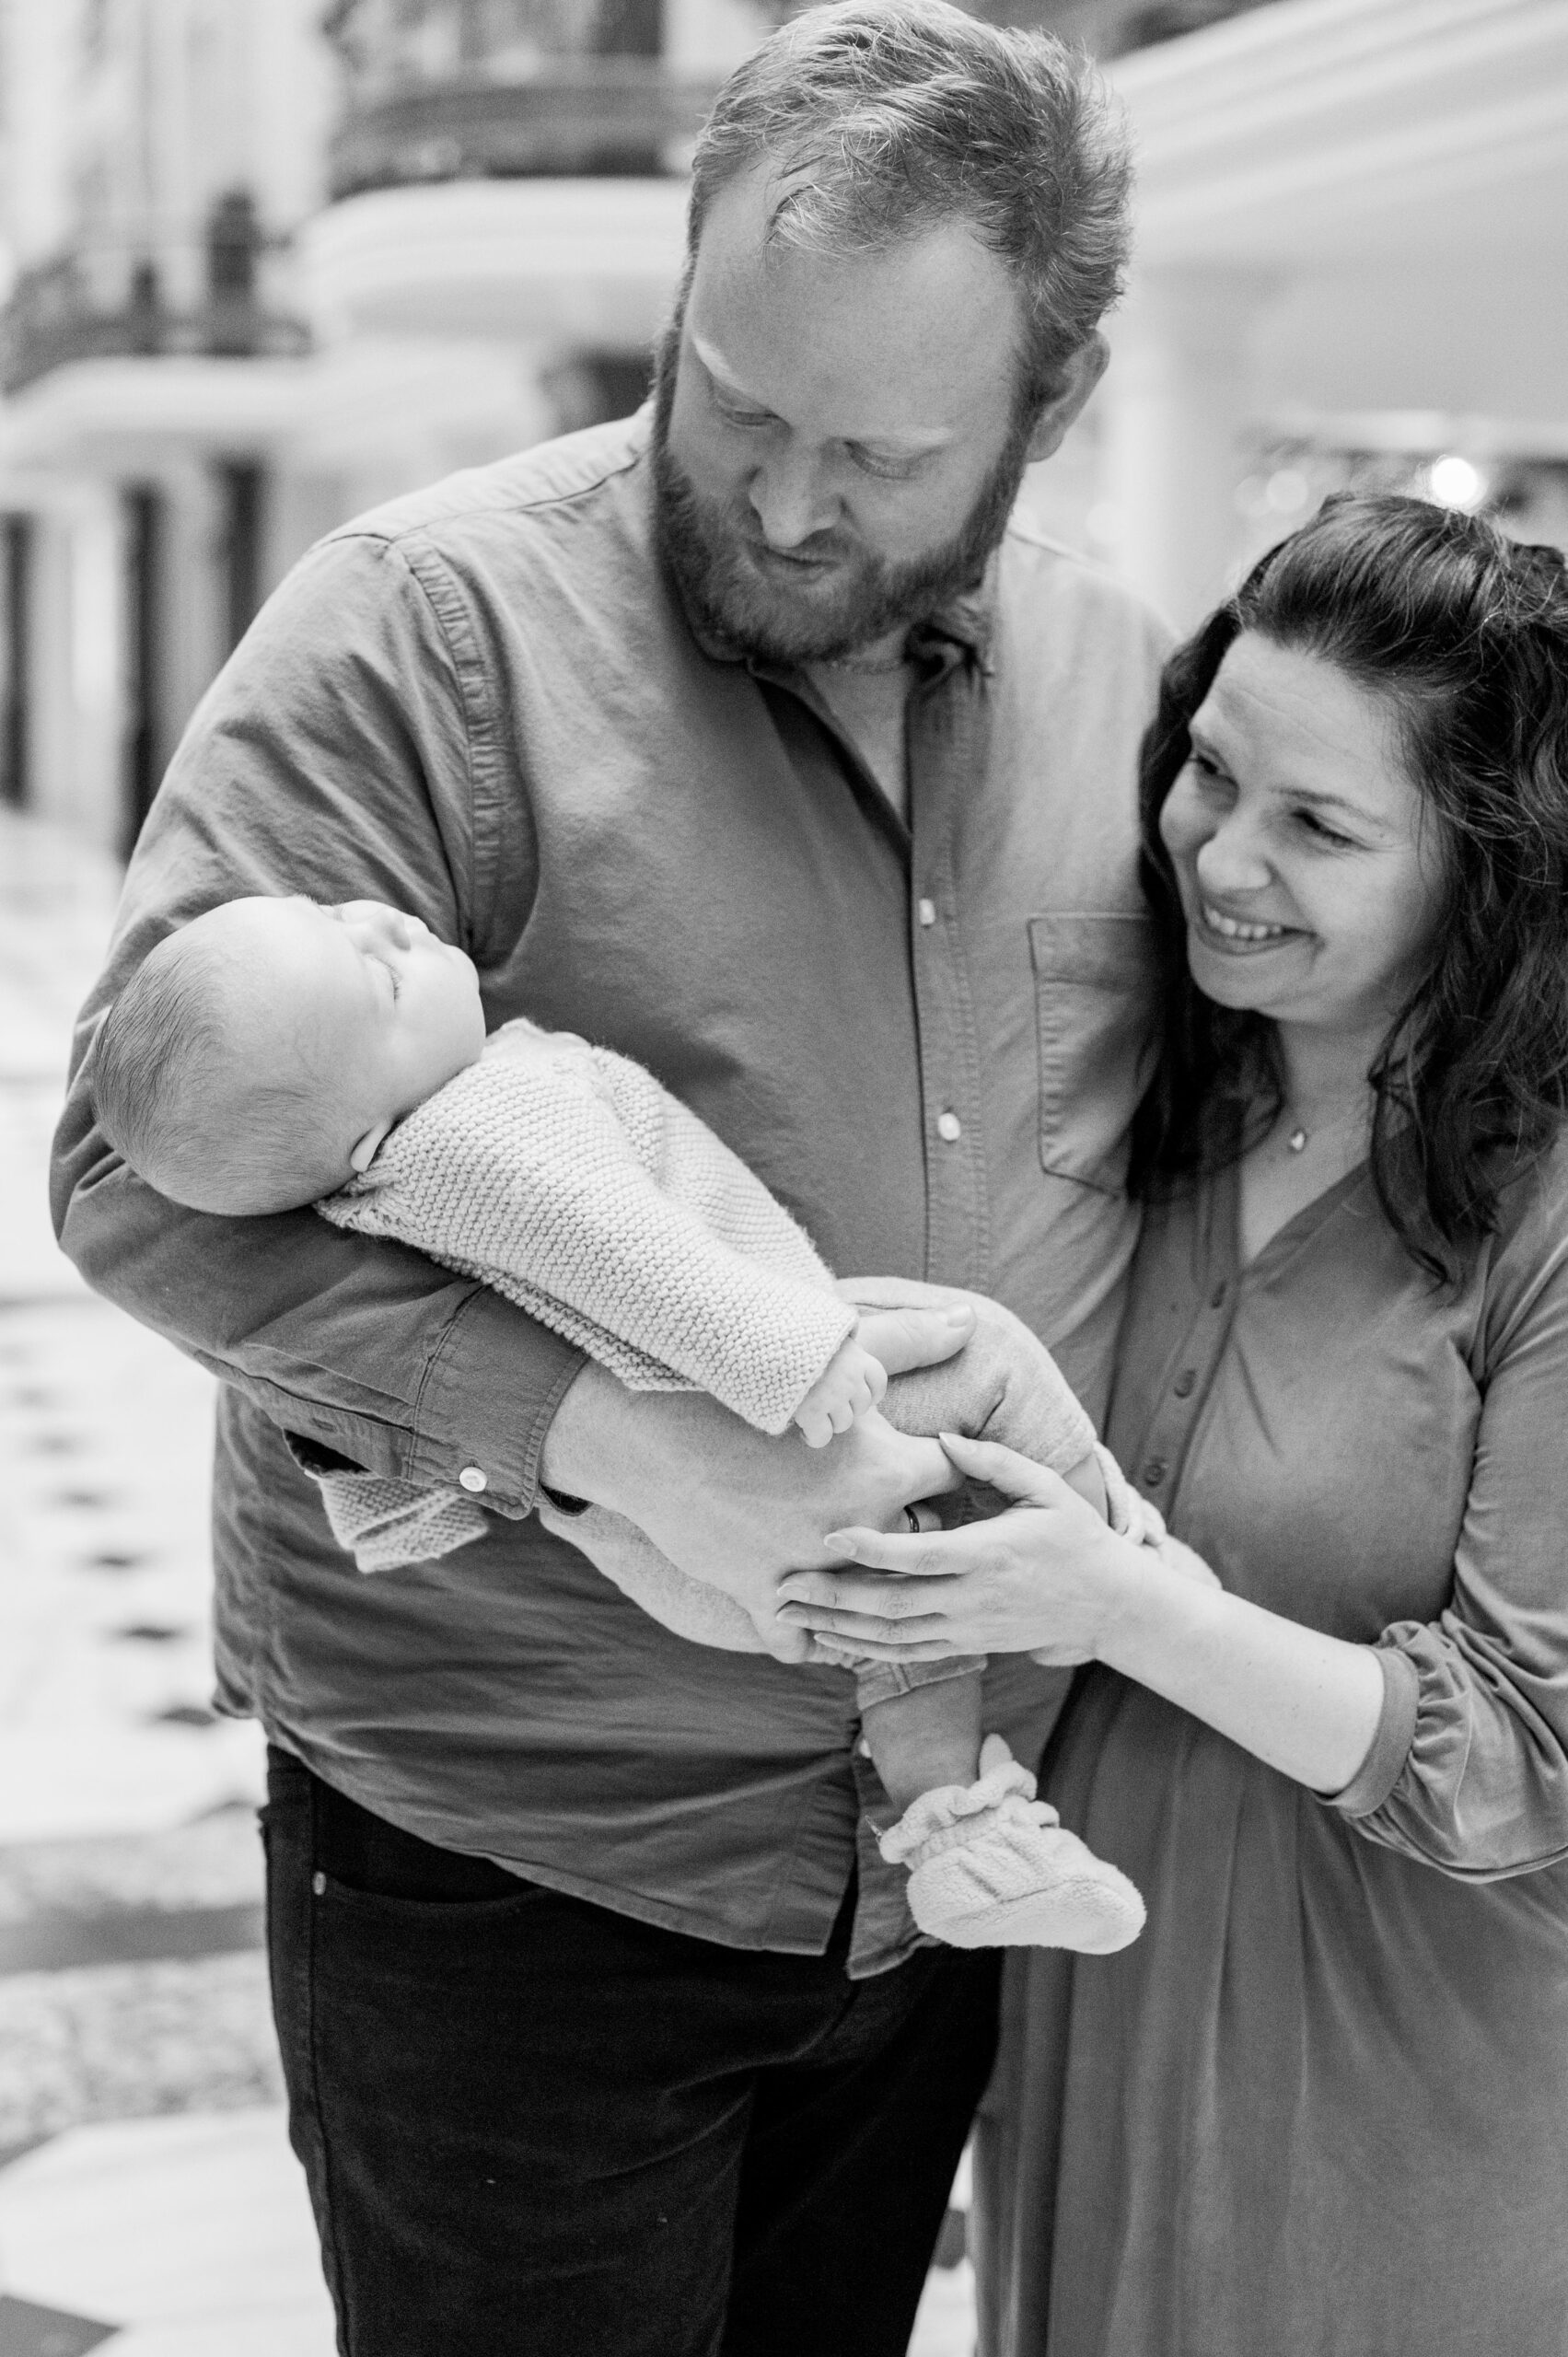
xmin=777 ymin=496 xmax=1568 ymax=2357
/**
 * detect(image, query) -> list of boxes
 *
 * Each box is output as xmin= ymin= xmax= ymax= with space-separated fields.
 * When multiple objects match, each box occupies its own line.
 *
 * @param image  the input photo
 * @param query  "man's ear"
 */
xmin=348 ymin=1118 xmax=393 ymax=1175
xmin=1023 ymin=332 xmax=1109 ymax=467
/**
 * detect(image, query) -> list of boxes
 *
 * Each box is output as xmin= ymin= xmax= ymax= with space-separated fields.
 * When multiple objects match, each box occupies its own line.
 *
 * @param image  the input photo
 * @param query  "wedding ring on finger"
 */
xmin=902 ymin=1503 xmax=941 ymax=1535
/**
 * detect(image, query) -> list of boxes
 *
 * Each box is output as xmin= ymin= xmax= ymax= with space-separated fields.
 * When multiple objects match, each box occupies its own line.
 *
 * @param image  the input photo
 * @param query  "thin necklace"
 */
xmin=1280 ymin=1099 xmax=1367 ymax=1155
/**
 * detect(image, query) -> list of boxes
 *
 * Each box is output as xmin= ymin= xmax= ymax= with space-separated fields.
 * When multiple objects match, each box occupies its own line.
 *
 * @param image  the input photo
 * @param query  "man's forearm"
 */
xmin=55 ymin=1106 xmax=586 ymax=1506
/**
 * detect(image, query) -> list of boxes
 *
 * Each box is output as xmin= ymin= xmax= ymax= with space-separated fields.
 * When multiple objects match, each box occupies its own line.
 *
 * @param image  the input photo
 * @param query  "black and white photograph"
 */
xmin=2 ymin=1 xmax=1567 ymax=2351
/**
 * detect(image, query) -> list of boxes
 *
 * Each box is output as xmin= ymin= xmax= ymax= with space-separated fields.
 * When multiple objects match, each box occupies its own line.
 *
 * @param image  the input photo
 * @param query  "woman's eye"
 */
xmin=1297 ymin=811 xmax=1356 ymax=849
xmin=714 ymin=396 xmax=772 ymax=430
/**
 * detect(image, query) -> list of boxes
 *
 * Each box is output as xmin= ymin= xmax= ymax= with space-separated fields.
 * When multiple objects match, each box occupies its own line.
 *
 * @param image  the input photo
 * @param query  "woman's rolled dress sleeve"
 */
xmin=1331 ymin=1191 xmax=1568 ymax=1877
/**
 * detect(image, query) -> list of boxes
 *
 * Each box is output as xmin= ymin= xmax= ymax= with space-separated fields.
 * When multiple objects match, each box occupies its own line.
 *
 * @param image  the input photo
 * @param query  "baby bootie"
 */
xmin=877 ymin=1735 xmax=1144 ymax=1955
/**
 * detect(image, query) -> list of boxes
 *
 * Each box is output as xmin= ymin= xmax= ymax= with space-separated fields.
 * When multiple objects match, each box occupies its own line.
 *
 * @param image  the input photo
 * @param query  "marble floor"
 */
xmin=0 ymin=809 xmax=977 ymax=2354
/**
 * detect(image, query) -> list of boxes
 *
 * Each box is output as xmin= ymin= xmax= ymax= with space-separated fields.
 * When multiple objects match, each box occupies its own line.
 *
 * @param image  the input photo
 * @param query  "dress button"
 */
xmin=458 ymin=1465 xmax=488 ymax=1493
xmin=917 ymin=897 xmax=937 ymax=927
xmin=1209 ymin=1283 xmax=1227 ymax=1308
xmin=1173 ymin=1369 xmax=1196 ymax=1399
xmin=936 ymin=1111 xmax=962 ymax=1144
xmin=1142 ymin=1458 xmax=1167 ymax=1487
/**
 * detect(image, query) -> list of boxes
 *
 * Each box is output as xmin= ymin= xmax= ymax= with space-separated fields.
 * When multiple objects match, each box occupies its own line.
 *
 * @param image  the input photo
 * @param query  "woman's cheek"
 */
xmin=1158 ymin=775 xmax=1209 ymax=870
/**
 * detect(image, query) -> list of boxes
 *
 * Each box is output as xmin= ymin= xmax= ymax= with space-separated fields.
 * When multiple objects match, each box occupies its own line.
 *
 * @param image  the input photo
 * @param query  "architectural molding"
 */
xmin=302 ymin=178 xmax=690 ymax=349
xmin=1112 ymin=0 xmax=1568 ymax=260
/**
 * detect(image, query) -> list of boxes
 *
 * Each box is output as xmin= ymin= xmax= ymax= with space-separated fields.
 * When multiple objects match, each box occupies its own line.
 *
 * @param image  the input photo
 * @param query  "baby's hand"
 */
xmin=794 ymin=1336 xmax=889 ymax=1448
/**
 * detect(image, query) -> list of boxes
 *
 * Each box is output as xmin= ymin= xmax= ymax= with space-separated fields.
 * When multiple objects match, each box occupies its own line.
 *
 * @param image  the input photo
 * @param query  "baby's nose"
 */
xmin=345 ymin=900 xmax=414 ymax=950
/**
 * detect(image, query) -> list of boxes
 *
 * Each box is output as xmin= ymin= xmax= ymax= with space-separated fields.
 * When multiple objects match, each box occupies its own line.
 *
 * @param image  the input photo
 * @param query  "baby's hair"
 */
xmin=90 ymin=919 xmax=343 ymax=1215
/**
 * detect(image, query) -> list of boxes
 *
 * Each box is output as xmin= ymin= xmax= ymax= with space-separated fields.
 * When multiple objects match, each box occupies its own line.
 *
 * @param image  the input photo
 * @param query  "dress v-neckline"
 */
xmin=1221 ymin=1153 xmax=1372 ymax=1280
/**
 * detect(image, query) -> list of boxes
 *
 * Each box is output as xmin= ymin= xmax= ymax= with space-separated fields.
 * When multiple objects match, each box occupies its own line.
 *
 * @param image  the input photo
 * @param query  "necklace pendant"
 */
xmin=1287 ymin=1126 xmax=1309 ymax=1154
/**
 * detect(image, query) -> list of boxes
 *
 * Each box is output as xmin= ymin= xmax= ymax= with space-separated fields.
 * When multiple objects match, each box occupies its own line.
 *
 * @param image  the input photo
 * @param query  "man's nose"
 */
xmin=747 ymin=447 xmax=837 ymax=551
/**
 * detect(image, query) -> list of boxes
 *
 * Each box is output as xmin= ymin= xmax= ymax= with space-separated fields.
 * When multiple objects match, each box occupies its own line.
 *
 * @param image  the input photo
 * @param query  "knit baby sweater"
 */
xmin=322 ymin=1019 xmax=855 ymax=1427
xmin=309 ymin=1020 xmax=1111 ymax=1665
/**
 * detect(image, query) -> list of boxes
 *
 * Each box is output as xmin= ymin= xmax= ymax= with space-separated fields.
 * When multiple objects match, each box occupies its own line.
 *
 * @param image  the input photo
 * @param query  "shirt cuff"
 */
xmin=403 ymin=1282 xmax=587 ymax=1513
xmin=1323 ymin=1643 xmax=1422 ymax=1820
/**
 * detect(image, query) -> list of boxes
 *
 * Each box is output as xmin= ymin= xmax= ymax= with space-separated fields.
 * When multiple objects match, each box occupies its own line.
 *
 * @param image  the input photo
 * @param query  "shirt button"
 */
xmin=458 ymin=1465 xmax=488 ymax=1493
xmin=936 ymin=1111 xmax=962 ymax=1144
xmin=1172 ymin=1369 xmax=1196 ymax=1399
xmin=1209 ymin=1283 xmax=1227 ymax=1308
xmin=917 ymin=897 xmax=937 ymax=927
xmin=1142 ymin=1458 xmax=1167 ymax=1487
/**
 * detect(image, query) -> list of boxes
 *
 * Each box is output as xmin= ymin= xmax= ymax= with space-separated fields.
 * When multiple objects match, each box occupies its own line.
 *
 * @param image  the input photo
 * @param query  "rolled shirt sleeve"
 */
xmin=1330 ymin=1169 xmax=1568 ymax=1879
xmin=51 ymin=530 xmax=585 ymax=1509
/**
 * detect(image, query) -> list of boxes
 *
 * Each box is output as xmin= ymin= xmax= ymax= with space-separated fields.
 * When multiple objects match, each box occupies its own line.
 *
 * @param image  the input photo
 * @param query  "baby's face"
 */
xmin=225 ymin=895 xmax=486 ymax=1135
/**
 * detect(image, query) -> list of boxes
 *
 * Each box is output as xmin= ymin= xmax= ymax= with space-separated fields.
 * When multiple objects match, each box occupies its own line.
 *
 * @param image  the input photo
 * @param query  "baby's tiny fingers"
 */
xmin=937 ymin=1431 xmax=1064 ymax=1504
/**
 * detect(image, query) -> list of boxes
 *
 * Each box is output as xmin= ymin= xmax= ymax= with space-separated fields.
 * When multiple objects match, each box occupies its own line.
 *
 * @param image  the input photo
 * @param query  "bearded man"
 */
xmin=52 ymin=6 xmax=1167 ymax=2351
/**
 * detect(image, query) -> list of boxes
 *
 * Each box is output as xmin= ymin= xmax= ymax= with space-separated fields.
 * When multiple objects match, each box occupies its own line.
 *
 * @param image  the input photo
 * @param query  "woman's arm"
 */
xmin=777 ymin=1434 xmax=1385 ymax=1794
xmin=784 ymin=1161 xmax=1568 ymax=1867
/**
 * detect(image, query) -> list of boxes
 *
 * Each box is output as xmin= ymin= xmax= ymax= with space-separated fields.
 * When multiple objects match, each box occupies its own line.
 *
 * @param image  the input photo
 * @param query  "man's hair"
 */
xmin=689 ymin=0 xmax=1132 ymax=417
xmin=89 ymin=924 xmax=337 ymax=1216
xmin=1131 ymin=494 xmax=1568 ymax=1282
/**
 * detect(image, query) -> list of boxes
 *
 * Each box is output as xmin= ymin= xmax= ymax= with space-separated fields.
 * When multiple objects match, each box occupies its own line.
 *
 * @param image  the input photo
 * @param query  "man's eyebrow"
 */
xmin=689 ymin=330 xmax=954 ymax=456
xmin=691 ymin=332 xmax=776 ymax=416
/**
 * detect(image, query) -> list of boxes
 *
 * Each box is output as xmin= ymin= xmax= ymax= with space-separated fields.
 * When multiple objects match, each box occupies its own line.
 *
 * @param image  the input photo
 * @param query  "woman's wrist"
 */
xmin=1089 ymin=1528 xmax=1226 ymax=1676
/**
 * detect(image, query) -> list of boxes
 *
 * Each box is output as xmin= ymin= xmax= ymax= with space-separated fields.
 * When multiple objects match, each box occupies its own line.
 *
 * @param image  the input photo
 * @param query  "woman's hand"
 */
xmin=774 ymin=1432 xmax=1142 ymax=1664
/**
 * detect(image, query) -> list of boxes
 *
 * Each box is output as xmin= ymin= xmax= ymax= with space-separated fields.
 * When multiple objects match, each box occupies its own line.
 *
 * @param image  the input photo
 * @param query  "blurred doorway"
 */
xmin=120 ymin=486 xmax=164 ymax=860
xmin=1 ymin=515 xmax=32 ymax=811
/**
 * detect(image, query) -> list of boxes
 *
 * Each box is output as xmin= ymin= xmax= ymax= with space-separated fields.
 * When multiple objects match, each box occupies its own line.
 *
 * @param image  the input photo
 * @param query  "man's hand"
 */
xmin=540 ymin=1302 xmax=973 ymax=1606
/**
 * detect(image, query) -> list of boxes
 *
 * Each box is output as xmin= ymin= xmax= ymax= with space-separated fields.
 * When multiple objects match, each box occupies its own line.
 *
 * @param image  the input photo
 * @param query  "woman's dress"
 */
xmin=977 ymin=1143 xmax=1568 ymax=2357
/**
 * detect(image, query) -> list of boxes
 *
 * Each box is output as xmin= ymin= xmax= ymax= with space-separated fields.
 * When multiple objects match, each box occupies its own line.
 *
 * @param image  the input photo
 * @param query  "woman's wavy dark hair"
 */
xmin=1130 ymin=493 xmax=1568 ymax=1280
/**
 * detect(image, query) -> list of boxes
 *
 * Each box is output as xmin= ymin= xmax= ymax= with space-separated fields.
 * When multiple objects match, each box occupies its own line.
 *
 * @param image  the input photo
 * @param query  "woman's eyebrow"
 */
xmin=1285 ymin=784 xmax=1379 ymax=823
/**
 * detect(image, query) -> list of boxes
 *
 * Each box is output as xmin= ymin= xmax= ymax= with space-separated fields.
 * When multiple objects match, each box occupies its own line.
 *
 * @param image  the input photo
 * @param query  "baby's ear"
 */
xmin=348 ymin=1119 xmax=392 ymax=1176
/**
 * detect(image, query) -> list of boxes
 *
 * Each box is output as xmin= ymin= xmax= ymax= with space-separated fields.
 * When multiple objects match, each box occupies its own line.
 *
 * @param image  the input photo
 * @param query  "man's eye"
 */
xmin=847 ymin=447 xmax=921 ymax=482
xmin=714 ymin=395 xmax=772 ymax=429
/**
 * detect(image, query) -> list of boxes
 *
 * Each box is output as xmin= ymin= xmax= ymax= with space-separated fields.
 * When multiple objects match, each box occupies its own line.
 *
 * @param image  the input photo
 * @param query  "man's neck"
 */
xmin=807 ymin=629 xmax=915 ymax=822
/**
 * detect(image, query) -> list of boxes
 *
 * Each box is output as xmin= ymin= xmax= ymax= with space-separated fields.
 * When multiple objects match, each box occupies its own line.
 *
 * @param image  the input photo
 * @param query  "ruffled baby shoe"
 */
xmin=878 ymin=1735 xmax=1145 ymax=1954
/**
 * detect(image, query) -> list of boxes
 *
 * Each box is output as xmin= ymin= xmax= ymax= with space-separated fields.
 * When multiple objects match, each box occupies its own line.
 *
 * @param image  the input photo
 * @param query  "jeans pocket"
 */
xmin=1029 ymin=911 xmax=1158 ymax=1195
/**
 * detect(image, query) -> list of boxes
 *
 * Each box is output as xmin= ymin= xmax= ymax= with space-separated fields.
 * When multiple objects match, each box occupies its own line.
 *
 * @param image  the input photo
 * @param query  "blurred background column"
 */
xmin=1098 ymin=266 xmax=1275 ymax=625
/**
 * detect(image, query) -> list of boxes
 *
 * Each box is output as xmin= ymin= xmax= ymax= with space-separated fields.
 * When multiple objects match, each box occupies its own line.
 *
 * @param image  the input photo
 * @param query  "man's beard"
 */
xmin=649 ymin=319 xmax=1036 ymax=667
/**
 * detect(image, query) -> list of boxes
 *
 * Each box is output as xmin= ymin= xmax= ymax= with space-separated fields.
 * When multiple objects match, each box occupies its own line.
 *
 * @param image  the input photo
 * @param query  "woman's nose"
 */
xmin=748 ymin=448 xmax=836 ymax=551
xmin=1195 ymin=819 xmax=1272 ymax=898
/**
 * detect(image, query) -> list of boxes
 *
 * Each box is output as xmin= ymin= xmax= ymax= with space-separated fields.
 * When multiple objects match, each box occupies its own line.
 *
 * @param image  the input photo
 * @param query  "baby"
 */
xmin=89 ymin=894 xmax=1149 ymax=1956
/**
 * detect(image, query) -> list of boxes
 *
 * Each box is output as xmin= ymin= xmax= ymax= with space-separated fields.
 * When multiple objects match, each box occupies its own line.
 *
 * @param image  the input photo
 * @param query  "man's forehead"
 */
xmin=687 ymin=167 xmax=1022 ymax=443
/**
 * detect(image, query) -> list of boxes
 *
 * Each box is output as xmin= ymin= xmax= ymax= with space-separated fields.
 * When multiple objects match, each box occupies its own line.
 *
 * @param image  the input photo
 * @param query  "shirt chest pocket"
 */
xmin=1028 ymin=911 xmax=1159 ymax=1196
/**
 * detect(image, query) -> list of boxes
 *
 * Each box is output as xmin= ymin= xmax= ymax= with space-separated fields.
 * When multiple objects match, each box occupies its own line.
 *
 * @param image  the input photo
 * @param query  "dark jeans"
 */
xmin=261 ymin=1746 xmax=999 ymax=2357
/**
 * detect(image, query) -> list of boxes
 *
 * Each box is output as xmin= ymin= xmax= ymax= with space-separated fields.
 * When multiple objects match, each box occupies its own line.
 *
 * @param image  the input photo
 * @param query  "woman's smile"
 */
xmin=1192 ymin=900 xmax=1303 ymax=953
xmin=1160 ymin=634 xmax=1446 ymax=1044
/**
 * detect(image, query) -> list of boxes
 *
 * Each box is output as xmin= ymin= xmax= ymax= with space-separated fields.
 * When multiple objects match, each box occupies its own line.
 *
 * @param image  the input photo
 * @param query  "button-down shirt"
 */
xmin=52 ymin=412 xmax=1168 ymax=1974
